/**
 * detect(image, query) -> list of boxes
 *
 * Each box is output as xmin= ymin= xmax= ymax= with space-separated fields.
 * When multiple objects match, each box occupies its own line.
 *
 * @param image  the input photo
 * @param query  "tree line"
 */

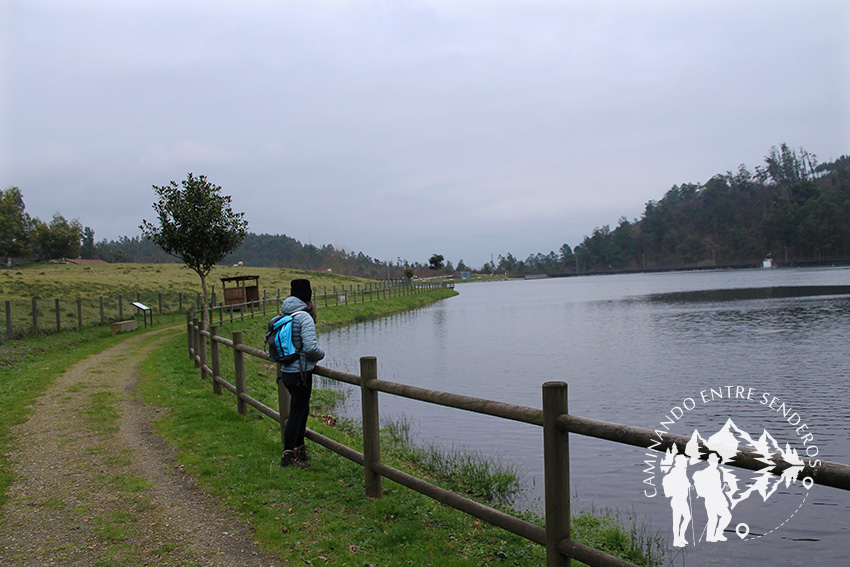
xmin=3 ymin=144 xmax=847 ymax=277
xmin=0 ymin=187 xmax=87 ymax=264
xmin=483 ymin=145 xmax=850 ymax=276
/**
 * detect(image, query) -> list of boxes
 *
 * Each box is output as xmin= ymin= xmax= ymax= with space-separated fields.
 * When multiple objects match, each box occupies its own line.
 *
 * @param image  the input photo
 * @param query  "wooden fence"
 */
xmin=4 ymin=291 xmax=199 ymax=338
xmin=208 ymin=279 xmax=455 ymax=325
xmin=186 ymin=315 xmax=850 ymax=567
xmin=3 ymin=279 xmax=452 ymax=339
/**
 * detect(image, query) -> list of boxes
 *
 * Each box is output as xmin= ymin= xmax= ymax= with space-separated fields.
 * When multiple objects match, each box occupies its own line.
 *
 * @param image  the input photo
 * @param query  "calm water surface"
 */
xmin=319 ymin=267 xmax=850 ymax=566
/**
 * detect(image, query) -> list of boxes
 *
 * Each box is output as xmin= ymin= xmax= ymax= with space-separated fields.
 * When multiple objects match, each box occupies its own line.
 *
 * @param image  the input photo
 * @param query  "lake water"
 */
xmin=318 ymin=267 xmax=850 ymax=566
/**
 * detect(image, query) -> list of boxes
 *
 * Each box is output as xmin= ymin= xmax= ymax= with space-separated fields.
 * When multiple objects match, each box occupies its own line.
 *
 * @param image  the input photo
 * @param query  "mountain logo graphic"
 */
xmin=655 ymin=418 xmax=812 ymax=547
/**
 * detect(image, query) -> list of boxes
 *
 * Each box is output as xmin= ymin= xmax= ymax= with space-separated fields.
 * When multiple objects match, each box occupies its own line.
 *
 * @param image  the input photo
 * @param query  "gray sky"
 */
xmin=2 ymin=0 xmax=848 ymax=269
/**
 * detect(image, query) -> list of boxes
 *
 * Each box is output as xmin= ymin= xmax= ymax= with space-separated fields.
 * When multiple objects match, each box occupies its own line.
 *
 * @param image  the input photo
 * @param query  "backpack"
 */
xmin=265 ymin=311 xmax=305 ymax=365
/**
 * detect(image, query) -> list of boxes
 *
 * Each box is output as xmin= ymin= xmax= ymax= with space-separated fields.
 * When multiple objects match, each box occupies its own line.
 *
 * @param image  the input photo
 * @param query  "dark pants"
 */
xmin=278 ymin=371 xmax=312 ymax=451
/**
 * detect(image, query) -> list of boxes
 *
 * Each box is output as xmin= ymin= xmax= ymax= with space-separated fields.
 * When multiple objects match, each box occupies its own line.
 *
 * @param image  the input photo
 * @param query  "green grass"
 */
xmin=83 ymin=391 xmax=121 ymax=435
xmin=573 ymin=509 xmax=666 ymax=566
xmin=138 ymin=331 xmax=546 ymax=566
xmin=381 ymin=416 xmax=522 ymax=507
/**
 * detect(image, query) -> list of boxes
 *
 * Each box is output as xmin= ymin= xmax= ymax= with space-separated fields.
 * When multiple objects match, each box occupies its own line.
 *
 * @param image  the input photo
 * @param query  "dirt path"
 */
xmin=0 ymin=329 xmax=284 ymax=566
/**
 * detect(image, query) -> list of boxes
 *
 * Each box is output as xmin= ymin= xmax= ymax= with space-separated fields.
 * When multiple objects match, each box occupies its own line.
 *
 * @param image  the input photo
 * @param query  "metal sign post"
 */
xmin=131 ymin=302 xmax=152 ymax=328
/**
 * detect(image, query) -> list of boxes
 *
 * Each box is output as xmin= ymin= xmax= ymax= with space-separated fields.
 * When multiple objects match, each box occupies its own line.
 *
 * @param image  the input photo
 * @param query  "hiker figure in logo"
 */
xmin=662 ymin=453 xmax=692 ymax=548
xmin=692 ymin=452 xmax=733 ymax=542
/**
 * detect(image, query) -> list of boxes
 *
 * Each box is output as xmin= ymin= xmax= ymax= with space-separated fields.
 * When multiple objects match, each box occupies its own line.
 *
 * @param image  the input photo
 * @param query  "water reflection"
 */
xmin=647 ymin=285 xmax=850 ymax=303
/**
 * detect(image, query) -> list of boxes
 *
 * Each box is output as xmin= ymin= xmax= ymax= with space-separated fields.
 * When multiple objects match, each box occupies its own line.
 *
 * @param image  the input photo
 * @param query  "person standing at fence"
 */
xmin=278 ymin=279 xmax=324 ymax=468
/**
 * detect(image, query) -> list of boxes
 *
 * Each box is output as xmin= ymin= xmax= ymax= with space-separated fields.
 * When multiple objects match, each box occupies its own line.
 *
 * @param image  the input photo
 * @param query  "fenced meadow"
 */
xmin=2 ymin=278 xmax=451 ymax=339
xmin=3 ymin=291 xmax=199 ymax=338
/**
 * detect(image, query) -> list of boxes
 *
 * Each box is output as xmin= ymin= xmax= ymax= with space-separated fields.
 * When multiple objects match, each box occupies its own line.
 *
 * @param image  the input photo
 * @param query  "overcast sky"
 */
xmin=2 ymin=0 xmax=848 ymax=269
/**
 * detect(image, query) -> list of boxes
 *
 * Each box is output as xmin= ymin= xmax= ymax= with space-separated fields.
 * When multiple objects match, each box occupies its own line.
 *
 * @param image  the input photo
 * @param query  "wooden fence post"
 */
xmin=210 ymin=326 xmax=222 ymax=395
xmin=187 ymin=311 xmax=194 ymax=360
xmin=100 ymin=297 xmax=105 ymax=324
xmin=55 ymin=298 xmax=61 ymax=332
xmin=5 ymin=301 xmax=11 ymax=337
xmin=118 ymin=295 xmax=123 ymax=320
xmin=199 ymin=324 xmax=208 ymax=381
xmin=233 ymin=331 xmax=248 ymax=415
xmin=192 ymin=317 xmax=200 ymax=368
xmin=77 ymin=298 xmax=82 ymax=329
xmin=543 ymin=382 xmax=571 ymax=567
xmin=360 ymin=356 xmax=382 ymax=498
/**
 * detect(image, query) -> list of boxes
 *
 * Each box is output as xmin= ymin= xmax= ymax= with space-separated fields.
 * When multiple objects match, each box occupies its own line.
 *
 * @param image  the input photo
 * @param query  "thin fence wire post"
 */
xmin=233 ymin=331 xmax=248 ymax=415
xmin=543 ymin=382 xmax=571 ymax=567
xmin=360 ymin=356 xmax=382 ymax=498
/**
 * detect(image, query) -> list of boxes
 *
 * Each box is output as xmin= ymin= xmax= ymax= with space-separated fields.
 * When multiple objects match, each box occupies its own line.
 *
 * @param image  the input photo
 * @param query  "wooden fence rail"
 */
xmin=186 ymin=314 xmax=850 ymax=567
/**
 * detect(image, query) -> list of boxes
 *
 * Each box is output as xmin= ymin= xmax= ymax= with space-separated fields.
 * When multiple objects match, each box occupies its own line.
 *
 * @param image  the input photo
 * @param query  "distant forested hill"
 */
xmin=92 ymin=232 xmax=411 ymax=278
xmin=489 ymin=145 xmax=850 ymax=275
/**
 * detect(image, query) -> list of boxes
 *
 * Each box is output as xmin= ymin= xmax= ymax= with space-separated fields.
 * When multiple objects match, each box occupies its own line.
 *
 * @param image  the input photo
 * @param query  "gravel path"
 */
xmin=0 ymin=329 xmax=284 ymax=566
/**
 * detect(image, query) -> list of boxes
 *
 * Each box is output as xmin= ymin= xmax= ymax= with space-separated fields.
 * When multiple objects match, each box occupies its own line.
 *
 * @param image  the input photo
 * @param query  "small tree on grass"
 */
xmin=140 ymin=173 xmax=248 ymax=326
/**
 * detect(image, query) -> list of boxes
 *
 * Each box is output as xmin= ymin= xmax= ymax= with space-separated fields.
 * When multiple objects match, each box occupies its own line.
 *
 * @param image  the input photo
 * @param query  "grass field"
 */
xmin=0 ymin=262 xmax=374 ymax=301
xmin=0 ymin=263 xmax=387 ymax=337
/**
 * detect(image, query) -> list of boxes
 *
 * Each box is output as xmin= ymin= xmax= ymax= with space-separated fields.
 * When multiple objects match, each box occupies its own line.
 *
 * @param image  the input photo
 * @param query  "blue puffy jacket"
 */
xmin=279 ymin=296 xmax=325 ymax=374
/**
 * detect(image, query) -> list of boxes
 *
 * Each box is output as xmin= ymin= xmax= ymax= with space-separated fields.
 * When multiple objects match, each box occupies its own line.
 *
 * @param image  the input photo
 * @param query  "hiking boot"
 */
xmin=295 ymin=444 xmax=311 ymax=462
xmin=280 ymin=450 xmax=309 ymax=469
